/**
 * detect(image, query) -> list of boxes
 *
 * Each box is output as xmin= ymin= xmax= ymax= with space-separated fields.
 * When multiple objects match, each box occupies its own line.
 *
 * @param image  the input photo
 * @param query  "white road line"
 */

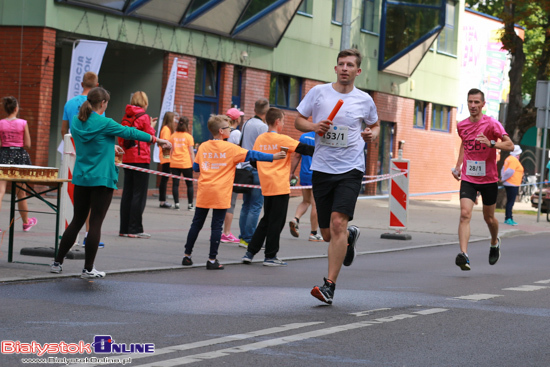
xmin=349 ymin=308 xmax=391 ymax=317
xmin=134 ymin=308 xmax=448 ymax=367
xmin=502 ymin=285 xmax=548 ymax=291
xmin=65 ymin=322 xmax=323 ymax=367
xmin=414 ymin=308 xmax=448 ymax=315
xmin=453 ymin=294 xmax=502 ymax=301
xmin=534 ymin=279 xmax=550 ymax=284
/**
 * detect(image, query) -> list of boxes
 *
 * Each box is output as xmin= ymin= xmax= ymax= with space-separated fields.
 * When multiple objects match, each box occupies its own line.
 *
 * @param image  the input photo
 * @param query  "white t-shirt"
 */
xmin=228 ymin=128 xmax=241 ymax=145
xmin=297 ymin=83 xmax=378 ymax=174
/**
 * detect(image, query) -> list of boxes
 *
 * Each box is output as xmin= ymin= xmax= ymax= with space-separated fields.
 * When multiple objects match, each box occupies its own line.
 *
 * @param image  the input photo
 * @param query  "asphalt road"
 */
xmin=1 ymin=233 xmax=549 ymax=367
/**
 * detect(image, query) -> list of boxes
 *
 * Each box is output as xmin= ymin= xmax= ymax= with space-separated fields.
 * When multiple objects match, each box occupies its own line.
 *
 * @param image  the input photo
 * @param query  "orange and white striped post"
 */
xmin=381 ymin=141 xmax=411 ymax=240
xmin=58 ymin=134 xmax=78 ymax=246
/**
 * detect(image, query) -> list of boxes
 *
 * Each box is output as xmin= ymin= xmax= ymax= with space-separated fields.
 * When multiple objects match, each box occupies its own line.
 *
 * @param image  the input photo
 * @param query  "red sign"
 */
xmin=177 ymin=60 xmax=189 ymax=79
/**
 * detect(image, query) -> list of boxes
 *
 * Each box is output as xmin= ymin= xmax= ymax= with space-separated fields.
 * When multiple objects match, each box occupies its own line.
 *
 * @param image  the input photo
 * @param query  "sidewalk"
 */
xmin=0 ymin=194 xmax=548 ymax=282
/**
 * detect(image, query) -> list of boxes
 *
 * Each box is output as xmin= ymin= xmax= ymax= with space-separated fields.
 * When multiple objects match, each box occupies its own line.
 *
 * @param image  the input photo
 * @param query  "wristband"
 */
xmin=150 ymin=135 xmax=157 ymax=144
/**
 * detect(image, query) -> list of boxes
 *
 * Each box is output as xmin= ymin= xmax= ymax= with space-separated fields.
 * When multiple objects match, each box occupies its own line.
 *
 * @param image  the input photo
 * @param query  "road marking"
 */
xmin=349 ymin=308 xmax=391 ymax=317
xmin=502 ymin=285 xmax=548 ymax=291
xmin=134 ymin=308 xmax=448 ymax=367
xmin=414 ymin=308 xmax=448 ymax=315
xmin=453 ymin=294 xmax=502 ymax=301
xmin=534 ymin=279 xmax=550 ymax=284
xmin=65 ymin=322 xmax=323 ymax=367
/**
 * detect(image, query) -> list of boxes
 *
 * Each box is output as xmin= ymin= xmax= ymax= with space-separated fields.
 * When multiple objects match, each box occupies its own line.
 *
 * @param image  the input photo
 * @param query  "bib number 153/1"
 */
xmin=320 ymin=125 xmax=348 ymax=147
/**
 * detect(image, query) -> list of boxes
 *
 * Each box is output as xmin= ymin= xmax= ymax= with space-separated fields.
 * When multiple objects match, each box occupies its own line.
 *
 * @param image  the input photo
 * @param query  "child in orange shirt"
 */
xmin=158 ymin=111 xmax=176 ymax=208
xmin=242 ymin=107 xmax=314 ymax=266
xmin=169 ymin=116 xmax=195 ymax=211
xmin=182 ymin=114 xmax=286 ymax=270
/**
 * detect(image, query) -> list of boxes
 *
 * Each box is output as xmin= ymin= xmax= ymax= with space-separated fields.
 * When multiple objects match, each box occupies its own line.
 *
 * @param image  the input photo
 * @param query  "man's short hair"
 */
xmin=82 ymin=72 xmax=98 ymax=89
xmin=337 ymin=48 xmax=362 ymax=68
xmin=468 ymin=88 xmax=485 ymax=102
xmin=207 ymin=114 xmax=230 ymax=135
xmin=254 ymin=98 xmax=270 ymax=116
xmin=265 ymin=107 xmax=284 ymax=126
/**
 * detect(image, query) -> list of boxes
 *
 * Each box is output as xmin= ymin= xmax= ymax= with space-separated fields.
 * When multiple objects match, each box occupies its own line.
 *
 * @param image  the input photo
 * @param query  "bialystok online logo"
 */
xmin=1 ymin=335 xmax=155 ymax=356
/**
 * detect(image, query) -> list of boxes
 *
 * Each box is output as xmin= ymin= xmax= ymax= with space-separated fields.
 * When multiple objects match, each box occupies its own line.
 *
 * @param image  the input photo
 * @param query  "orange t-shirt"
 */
xmin=169 ymin=131 xmax=194 ymax=169
xmin=159 ymin=125 xmax=172 ymax=164
xmin=254 ymin=132 xmax=299 ymax=196
xmin=194 ymin=140 xmax=248 ymax=209
xmin=503 ymin=155 xmax=524 ymax=186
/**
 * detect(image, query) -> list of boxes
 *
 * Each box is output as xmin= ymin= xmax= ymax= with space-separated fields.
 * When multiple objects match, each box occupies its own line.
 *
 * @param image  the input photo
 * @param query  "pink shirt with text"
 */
xmin=457 ymin=114 xmax=507 ymax=184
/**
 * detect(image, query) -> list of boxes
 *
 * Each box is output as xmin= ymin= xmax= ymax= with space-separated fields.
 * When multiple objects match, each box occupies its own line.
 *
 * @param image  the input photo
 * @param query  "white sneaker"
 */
xmin=81 ymin=267 xmax=106 ymax=279
xmin=50 ymin=262 xmax=62 ymax=273
xmin=309 ymin=233 xmax=324 ymax=242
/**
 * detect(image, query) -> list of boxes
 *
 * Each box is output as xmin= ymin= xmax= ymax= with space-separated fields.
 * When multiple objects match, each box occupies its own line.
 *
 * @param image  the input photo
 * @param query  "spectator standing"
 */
xmin=50 ymin=87 xmax=171 ymax=277
xmin=169 ymin=116 xmax=195 ymax=211
xmin=158 ymin=111 xmax=177 ymax=208
xmin=501 ymin=145 xmax=524 ymax=226
xmin=289 ymin=131 xmax=323 ymax=242
xmin=181 ymin=115 xmax=285 ymax=269
xmin=0 ymin=96 xmax=37 ymax=232
xmin=119 ymin=91 xmax=158 ymax=239
xmin=221 ymin=107 xmax=243 ymax=244
xmin=238 ymin=98 xmax=269 ymax=248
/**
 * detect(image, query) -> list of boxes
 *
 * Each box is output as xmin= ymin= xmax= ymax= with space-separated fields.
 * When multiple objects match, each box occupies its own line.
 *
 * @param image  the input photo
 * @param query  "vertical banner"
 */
xmin=66 ymin=40 xmax=108 ymax=101
xmin=153 ymin=57 xmax=178 ymax=163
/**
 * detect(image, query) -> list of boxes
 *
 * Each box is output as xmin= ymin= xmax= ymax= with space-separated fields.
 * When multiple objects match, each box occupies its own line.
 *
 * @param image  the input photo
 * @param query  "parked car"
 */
xmin=531 ymin=187 xmax=550 ymax=221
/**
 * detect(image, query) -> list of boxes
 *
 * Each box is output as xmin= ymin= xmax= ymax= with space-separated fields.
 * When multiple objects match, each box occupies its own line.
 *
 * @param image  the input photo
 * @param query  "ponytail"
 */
xmin=2 ymin=96 xmax=18 ymax=115
xmin=77 ymin=87 xmax=110 ymax=122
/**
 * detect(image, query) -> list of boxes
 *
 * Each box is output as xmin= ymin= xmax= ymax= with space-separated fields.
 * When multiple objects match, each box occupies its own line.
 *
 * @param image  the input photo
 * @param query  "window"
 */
xmin=432 ymin=104 xmax=450 ymax=131
xmin=437 ymin=0 xmax=457 ymax=55
xmin=298 ymin=0 xmax=313 ymax=16
xmin=414 ymin=101 xmax=426 ymax=128
xmin=238 ymin=0 xmax=278 ymax=26
xmin=194 ymin=59 xmax=217 ymax=97
xmin=332 ymin=0 xmax=344 ymax=24
xmin=232 ymin=66 xmax=242 ymax=109
xmin=270 ymin=74 xmax=302 ymax=109
xmin=362 ymin=0 xmax=376 ymax=33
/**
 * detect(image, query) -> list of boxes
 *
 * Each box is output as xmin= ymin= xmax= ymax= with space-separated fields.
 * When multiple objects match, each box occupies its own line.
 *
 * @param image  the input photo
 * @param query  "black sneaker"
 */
xmin=455 ymin=252 xmax=471 ymax=271
xmin=181 ymin=256 xmax=193 ymax=266
xmin=489 ymin=238 xmax=501 ymax=265
xmin=311 ymin=278 xmax=335 ymax=305
xmin=343 ymin=225 xmax=360 ymax=266
xmin=206 ymin=259 xmax=224 ymax=270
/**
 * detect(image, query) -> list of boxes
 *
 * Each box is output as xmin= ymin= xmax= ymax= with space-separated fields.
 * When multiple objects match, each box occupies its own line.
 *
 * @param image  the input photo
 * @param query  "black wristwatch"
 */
xmin=490 ymin=140 xmax=496 ymax=148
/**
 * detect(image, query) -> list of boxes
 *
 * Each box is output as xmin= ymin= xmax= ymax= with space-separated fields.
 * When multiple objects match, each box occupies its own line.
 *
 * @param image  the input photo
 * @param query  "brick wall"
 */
xmin=241 ymin=68 xmax=271 ymax=120
xmin=219 ymin=63 xmax=234 ymax=114
xmin=0 ymin=26 xmax=56 ymax=167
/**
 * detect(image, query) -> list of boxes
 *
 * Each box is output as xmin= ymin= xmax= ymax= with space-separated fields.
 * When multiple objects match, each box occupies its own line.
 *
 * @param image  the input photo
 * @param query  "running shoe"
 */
xmin=127 ymin=233 xmax=151 ymax=239
xmin=504 ymin=218 xmax=518 ymax=226
xmin=239 ymin=239 xmax=248 ymax=248
xmin=119 ymin=233 xmax=129 ymax=237
xmin=22 ymin=217 xmax=37 ymax=232
xmin=206 ymin=259 xmax=224 ymax=270
xmin=181 ymin=256 xmax=193 ymax=266
xmin=50 ymin=262 xmax=62 ymax=274
xmin=263 ymin=257 xmax=287 ymax=266
xmin=82 ymin=237 xmax=105 ymax=248
xmin=289 ymin=219 xmax=299 ymax=237
xmin=159 ymin=202 xmax=172 ymax=208
xmin=242 ymin=252 xmax=254 ymax=264
xmin=343 ymin=225 xmax=360 ymax=266
xmin=311 ymin=278 xmax=335 ymax=305
xmin=174 ymin=203 xmax=180 ymax=210
xmin=489 ymin=237 xmax=501 ymax=266
xmin=81 ymin=267 xmax=106 ymax=279
xmin=309 ymin=233 xmax=324 ymax=242
xmin=188 ymin=204 xmax=195 ymax=211
xmin=455 ymin=252 xmax=471 ymax=271
xmin=221 ymin=233 xmax=240 ymax=243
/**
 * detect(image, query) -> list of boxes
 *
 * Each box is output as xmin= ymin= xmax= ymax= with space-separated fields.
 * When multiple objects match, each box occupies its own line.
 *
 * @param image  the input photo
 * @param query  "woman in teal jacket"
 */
xmin=50 ymin=87 xmax=171 ymax=279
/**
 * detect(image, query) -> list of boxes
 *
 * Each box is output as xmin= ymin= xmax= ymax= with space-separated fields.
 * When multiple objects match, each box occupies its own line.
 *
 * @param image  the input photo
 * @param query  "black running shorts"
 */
xmin=312 ymin=169 xmax=363 ymax=229
xmin=460 ymin=180 xmax=499 ymax=206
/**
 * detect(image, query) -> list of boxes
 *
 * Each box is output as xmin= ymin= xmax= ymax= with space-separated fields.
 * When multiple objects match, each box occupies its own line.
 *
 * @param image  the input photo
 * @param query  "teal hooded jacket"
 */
xmin=70 ymin=112 xmax=152 ymax=189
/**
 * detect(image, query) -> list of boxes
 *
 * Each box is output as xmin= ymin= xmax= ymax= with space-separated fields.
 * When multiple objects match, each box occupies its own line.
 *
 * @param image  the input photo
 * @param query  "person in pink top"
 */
xmin=0 ymin=96 xmax=37 ymax=232
xmin=452 ymin=88 xmax=514 ymax=271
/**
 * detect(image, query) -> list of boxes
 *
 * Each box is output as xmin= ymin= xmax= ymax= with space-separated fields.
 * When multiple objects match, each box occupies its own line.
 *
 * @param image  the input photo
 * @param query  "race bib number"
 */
xmin=320 ymin=125 xmax=348 ymax=147
xmin=466 ymin=160 xmax=486 ymax=176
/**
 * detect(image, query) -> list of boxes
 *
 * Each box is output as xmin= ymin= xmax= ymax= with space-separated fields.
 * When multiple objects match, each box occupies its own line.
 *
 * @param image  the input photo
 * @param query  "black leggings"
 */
xmin=55 ymin=185 xmax=114 ymax=271
xmin=171 ymin=167 xmax=194 ymax=204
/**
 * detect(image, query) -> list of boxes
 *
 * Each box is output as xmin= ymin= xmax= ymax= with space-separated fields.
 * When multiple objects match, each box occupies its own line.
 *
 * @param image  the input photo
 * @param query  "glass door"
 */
xmin=377 ymin=121 xmax=395 ymax=194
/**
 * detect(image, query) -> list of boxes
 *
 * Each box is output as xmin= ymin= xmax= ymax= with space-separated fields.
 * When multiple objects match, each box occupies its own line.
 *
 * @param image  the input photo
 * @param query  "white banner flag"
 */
xmin=66 ymin=40 xmax=108 ymax=101
xmin=153 ymin=57 xmax=178 ymax=163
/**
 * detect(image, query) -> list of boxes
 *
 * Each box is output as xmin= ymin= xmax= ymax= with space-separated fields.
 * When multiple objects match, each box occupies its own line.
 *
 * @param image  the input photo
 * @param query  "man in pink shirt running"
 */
xmin=452 ymin=88 xmax=514 ymax=271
